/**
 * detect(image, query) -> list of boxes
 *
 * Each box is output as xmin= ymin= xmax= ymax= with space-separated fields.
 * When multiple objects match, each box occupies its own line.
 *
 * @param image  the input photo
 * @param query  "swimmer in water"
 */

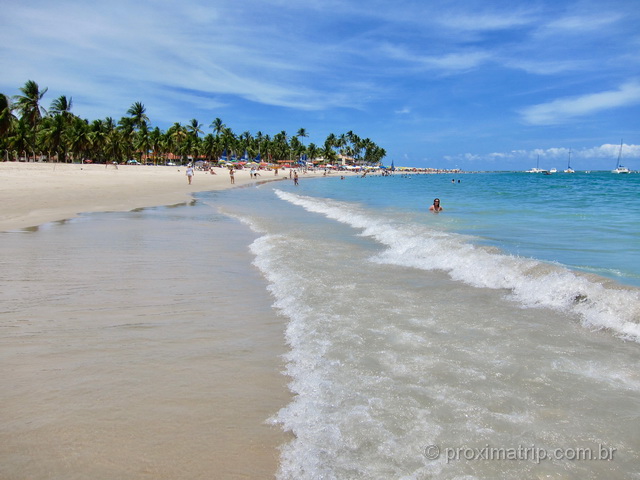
xmin=429 ymin=198 xmax=442 ymax=212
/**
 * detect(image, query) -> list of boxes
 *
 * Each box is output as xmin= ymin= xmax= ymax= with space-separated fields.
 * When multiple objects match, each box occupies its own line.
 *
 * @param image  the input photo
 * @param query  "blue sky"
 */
xmin=2 ymin=0 xmax=639 ymax=170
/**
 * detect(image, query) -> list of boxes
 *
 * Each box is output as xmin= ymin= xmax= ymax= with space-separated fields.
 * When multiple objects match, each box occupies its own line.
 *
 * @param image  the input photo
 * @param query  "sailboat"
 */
xmin=564 ymin=148 xmax=575 ymax=173
xmin=526 ymin=155 xmax=548 ymax=173
xmin=612 ymin=140 xmax=630 ymax=174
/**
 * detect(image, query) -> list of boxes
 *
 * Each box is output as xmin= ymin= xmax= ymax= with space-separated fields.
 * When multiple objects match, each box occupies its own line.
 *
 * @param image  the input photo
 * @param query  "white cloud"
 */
xmin=380 ymin=43 xmax=491 ymax=72
xmin=437 ymin=10 xmax=535 ymax=32
xmin=520 ymin=81 xmax=640 ymax=125
xmin=542 ymin=13 xmax=622 ymax=34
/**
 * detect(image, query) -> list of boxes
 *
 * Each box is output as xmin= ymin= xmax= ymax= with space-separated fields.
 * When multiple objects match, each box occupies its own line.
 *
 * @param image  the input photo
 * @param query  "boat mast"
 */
xmin=616 ymin=139 xmax=623 ymax=168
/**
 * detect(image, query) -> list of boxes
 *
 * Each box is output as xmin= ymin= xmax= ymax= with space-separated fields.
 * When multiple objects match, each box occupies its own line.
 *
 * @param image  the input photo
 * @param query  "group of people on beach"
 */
xmin=186 ymin=163 xmax=442 ymax=211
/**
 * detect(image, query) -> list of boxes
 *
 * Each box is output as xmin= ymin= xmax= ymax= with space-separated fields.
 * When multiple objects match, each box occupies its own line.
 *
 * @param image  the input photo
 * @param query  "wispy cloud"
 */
xmin=2 ymin=0 xmax=640 ymax=170
xmin=380 ymin=43 xmax=491 ymax=72
xmin=541 ymin=13 xmax=622 ymax=34
xmin=519 ymin=81 xmax=640 ymax=125
xmin=445 ymin=143 xmax=640 ymax=166
xmin=436 ymin=9 xmax=535 ymax=32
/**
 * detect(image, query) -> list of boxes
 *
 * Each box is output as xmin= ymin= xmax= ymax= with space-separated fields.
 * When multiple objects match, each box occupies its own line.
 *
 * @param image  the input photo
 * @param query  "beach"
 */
xmin=0 ymin=162 xmax=341 ymax=479
xmin=2 ymin=165 xmax=639 ymax=479
xmin=0 ymin=162 xmax=333 ymax=232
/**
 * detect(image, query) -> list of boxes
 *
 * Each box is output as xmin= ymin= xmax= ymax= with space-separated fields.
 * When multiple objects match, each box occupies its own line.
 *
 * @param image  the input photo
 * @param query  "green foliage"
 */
xmin=1 ymin=80 xmax=386 ymax=165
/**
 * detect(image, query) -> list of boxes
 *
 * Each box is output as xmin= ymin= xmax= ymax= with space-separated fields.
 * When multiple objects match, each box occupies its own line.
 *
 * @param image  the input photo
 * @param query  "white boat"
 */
xmin=612 ymin=140 xmax=630 ymax=174
xmin=549 ymin=168 xmax=557 ymax=174
xmin=564 ymin=148 xmax=575 ymax=173
xmin=526 ymin=155 xmax=548 ymax=173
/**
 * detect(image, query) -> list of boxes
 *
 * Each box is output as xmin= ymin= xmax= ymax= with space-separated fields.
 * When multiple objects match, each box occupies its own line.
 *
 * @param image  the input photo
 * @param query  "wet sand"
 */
xmin=0 ymin=162 xmax=345 ymax=479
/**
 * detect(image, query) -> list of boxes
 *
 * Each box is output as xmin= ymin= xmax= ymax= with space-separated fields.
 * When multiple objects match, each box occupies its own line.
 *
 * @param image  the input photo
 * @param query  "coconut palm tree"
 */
xmin=149 ymin=127 xmax=164 ymax=164
xmin=134 ymin=123 xmax=151 ymax=163
xmin=14 ymin=80 xmax=48 ymax=129
xmin=166 ymin=122 xmax=188 ymax=163
xmin=187 ymin=118 xmax=203 ymax=138
xmin=210 ymin=117 xmax=225 ymax=138
xmin=306 ymin=143 xmax=320 ymax=163
xmin=67 ymin=117 xmax=91 ymax=163
xmin=296 ymin=128 xmax=308 ymax=145
xmin=0 ymin=93 xmax=16 ymax=137
xmin=13 ymin=80 xmax=49 ymax=160
xmin=127 ymin=102 xmax=149 ymax=130
xmin=50 ymin=95 xmax=73 ymax=119
xmin=201 ymin=133 xmax=216 ymax=162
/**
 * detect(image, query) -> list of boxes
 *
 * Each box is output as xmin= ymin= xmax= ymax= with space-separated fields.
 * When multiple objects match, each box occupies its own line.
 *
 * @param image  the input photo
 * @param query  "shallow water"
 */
xmin=212 ymin=173 xmax=640 ymax=479
xmin=2 ymin=172 xmax=639 ymax=479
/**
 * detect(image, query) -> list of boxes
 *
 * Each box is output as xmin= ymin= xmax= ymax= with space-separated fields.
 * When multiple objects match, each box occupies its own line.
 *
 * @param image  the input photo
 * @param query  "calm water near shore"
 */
xmin=2 ymin=171 xmax=639 ymax=479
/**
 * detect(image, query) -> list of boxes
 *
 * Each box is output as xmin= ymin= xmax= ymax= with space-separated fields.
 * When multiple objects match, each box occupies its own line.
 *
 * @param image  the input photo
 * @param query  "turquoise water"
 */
xmin=208 ymin=171 xmax=640 ymax=479
xmin=294 ymin=171 xmax=640 ymax=287
xmin=4 ymin=171 xmax=638 ymax=479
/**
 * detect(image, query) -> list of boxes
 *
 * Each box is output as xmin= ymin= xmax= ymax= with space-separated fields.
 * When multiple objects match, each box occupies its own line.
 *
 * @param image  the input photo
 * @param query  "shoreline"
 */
xmin=0 ymin=162 xmax=344 ymax=232
xmin=0 ymin=162 xmax=349 ymax=478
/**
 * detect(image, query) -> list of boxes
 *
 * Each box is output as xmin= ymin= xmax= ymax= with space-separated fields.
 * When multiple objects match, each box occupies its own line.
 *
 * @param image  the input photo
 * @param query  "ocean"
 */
xmin=2 ymin=171 xmax=639 ymax=479
xmin=213 ymin=171 xmax=640 ymax=479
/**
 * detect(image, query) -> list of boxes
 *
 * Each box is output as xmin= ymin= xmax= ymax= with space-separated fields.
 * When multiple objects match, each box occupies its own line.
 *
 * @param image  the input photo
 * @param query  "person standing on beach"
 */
xmin=429 ymin=198 xmax=443 ymax=212
xmin=229 ymin=167 xmax=235 ymax=184
xmin=294 ymin=171 xmax=299 ymax=186
xmin=186 ymin=165 xmax=194 ymax=184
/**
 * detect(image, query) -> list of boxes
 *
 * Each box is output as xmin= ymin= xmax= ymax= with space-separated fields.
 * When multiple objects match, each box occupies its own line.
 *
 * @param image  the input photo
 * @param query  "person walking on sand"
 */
xmin=186 ymin=165 xmax=194 ymax=184
xmin=229 ymin=167 xmax=235 ymax=184
xmin=429 ymin=198 xmax=443 ymax=212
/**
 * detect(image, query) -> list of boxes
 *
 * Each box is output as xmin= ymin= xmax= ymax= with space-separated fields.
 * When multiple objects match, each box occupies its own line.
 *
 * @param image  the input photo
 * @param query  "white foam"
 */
xmin=274 ymin=189 xmax=640 ymax=343
xmin=248 ymin=229 xmax=446 ymax=479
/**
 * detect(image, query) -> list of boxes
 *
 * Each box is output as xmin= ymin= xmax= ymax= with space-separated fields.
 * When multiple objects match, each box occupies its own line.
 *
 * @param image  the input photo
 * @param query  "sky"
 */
xmin=2 ymin=0 xmax=639 ymax=171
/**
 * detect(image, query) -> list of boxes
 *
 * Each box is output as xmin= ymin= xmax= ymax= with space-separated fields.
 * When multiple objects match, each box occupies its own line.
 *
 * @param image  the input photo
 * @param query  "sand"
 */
xmin=0 ymin=161 xmax=345 ymax=479
xmin=0 ymin=162 xmax=335 ymax=232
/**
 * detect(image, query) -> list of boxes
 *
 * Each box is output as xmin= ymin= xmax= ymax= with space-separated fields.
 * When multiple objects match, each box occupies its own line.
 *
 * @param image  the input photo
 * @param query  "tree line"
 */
xmin=0 ymin=80 xmax=386 ymax=166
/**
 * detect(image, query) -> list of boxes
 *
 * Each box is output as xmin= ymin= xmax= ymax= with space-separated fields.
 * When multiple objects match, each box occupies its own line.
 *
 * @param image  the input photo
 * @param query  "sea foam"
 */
xmin=274 ymin=189 xmax=640 ymax=343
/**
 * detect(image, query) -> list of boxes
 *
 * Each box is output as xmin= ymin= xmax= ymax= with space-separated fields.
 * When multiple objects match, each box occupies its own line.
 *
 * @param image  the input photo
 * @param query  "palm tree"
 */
xmin=167 ymin=122 xmax=188 ymax=163
xmin=296 ymin=128 xmax=308 ymax=145
xmin=14 ymin=80 xmax=48 ymax=129
xmin=50 ymin=95 xmax=73 ymax=119
xmin=306 ymin=143 xmax=320 ymax=163
xmin=0 ymin=93 xmax=16 ymax=137
xmin=117 ymin=116 xmax=136 ymax=161
xmin=210 ymin=117 xmax=225 ymax=138
xmin=127 ymin=102 xmax=149 ymax=130
xmin=320 ymin=143 xmax=337 ymax=164
xmin=201 ymin=133 xmax=216 ymax=162
xmin=187 ymin=118 xmax=203 ymax=138
xmin=4 ymin=80 xmax=390 ymax=167
xmin=67 ymin=117 xmax=91 ymax=162
xmin=149 ymin=127 xmax=164 ymax=164
xmin=13 ymin=80 xmax=48 ymax=160
xmin=44 ymin=95 xmax=75 ymax=162
xmin=134 ymin=123 xmax=151 ymax=163
xmin=39 ymin=115 xmax=65 ymax=162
